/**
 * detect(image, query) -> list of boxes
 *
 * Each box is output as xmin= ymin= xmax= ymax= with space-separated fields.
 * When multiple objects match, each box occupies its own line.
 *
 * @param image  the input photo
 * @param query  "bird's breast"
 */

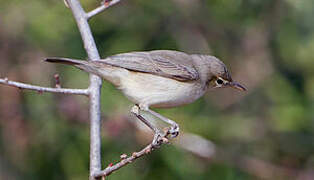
xmin=118 ymin=71 xmax=206 ymax=108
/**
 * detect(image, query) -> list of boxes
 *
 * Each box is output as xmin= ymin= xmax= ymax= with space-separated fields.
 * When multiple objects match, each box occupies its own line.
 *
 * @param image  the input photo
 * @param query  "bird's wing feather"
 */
xmin=97 ymin=50 xmax=199 ymax=81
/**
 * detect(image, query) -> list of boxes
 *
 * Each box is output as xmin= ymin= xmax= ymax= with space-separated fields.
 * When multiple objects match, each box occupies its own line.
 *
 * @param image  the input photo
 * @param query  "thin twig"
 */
xmin=86 ymin=0 xmax=121 ymax=20
xmin=94 ymin=135 xmax=169 ymax=178
xmin=54 ymin=74 xmax=61 ymax=88
xmin=0 ymin=78 xmax=89 ymax=96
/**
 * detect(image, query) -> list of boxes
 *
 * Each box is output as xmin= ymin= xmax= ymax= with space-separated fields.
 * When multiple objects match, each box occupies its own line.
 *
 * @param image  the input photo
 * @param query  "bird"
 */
xmin=45 ymin=50 xmax=246 ymax=146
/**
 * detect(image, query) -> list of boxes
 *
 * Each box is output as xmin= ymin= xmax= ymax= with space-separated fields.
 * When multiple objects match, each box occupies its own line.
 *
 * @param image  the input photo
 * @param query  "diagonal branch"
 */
xmin=93 ymin=134 xmax=170 ymax=178
xmin=86 ymin=0 xmax=121 ymax=20
xmin=0 ymin=78 xmax=89 ymax=96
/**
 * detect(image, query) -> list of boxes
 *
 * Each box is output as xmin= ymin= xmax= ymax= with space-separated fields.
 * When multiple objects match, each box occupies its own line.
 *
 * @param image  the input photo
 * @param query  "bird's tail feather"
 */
xmin=45 ymin=57 xmax=123 ymax=86
xmin=45 ymin=57 xmax=124 ymax=86
xmin=45 ymin=57 xmax=85 ymax=66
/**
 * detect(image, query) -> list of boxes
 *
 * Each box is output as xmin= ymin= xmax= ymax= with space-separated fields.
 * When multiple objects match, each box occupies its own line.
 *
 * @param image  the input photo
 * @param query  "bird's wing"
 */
xmin=98 ymin=50 xmax=199 ymax=81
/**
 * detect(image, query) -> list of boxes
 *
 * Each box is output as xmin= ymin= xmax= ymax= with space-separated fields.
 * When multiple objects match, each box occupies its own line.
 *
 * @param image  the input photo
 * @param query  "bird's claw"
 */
xmin=163 ymin=124 xmax=179 ymax=139
xmin=131 ymin=105 xmax=140 ymax=115
xmin=152 ymin=133 xmax=163 ymax=148
xmin=169 ymin=124 xmax=179 ymax=138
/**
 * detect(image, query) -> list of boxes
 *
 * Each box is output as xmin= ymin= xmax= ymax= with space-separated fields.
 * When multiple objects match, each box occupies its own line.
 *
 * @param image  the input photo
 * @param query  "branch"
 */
xmin=86 ymin=0 xmax=121 ymax=20
xmin=65 ymin=0 xmax=120 ymax=179
xmin=94 ymin=134 xmax=169 ymax=178
xmin=0 ymin=78 xmax=89 ymax=96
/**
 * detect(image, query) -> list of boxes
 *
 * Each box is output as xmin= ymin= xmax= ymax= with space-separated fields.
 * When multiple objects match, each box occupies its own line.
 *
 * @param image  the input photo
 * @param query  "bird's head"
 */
xmin=194 ymin=55 xmax=246 ymax=91
xmin=208 ymin=56 xmax=246 ymax=91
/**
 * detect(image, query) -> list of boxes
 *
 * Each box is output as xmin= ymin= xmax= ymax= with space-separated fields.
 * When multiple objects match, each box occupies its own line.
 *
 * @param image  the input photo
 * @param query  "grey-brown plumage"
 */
xmin=46 ymin=50 xmax=246 ymax=145
xmin=105 ymin=50 xmax=199 ymax=81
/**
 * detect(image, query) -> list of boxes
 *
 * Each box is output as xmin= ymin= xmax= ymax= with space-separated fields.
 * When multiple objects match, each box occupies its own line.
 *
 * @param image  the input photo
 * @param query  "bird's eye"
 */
xmin=216 ymin=79 xmax=223 ymax=85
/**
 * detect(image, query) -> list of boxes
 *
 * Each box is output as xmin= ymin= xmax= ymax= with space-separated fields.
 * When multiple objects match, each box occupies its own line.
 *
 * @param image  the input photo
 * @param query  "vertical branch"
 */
xmin=65 ymin=0 xmax=102 ymax=179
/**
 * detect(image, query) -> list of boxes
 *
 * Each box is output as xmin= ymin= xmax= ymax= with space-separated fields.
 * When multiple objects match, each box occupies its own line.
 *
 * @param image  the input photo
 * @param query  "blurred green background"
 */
xmin=1 ymin=0 xmax=314 ymax=179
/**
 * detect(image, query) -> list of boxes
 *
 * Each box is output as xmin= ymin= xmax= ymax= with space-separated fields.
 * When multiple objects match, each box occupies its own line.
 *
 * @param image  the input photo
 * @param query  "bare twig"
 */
xmin=94 ymin=135 xmax=169 ymax=178
xmin=54 ymin=74 xmax=61 ymax=88
xmin=0 ymin=78 xmax=89 ymax=96
xmin=63 ymin=0 xmax=69 ymax=8
xmin=86 ymin=0 xmax=121 ymax=20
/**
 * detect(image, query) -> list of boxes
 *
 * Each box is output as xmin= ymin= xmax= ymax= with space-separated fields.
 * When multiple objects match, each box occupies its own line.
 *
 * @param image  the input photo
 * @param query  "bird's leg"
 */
xmin=131 ymin=105 xmax=164 ymax=147
xmin=144 ymin=108 xmax=179 ymax=139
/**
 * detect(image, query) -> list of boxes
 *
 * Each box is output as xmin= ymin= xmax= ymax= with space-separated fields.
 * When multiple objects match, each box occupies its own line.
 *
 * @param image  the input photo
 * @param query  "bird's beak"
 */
xmin=228 ymin=81 xmax=247 ymax=91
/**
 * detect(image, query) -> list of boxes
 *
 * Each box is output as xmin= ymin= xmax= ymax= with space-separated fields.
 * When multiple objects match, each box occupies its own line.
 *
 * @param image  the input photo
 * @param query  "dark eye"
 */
xmin=216 ymin=79 xmax=223 ymax=85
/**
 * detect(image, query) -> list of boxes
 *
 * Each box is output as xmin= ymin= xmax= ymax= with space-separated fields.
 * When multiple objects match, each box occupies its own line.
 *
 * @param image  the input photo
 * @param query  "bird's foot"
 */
xmin=131 ymin=105 xmax=140 ymax=115
xmin=152 ymin=132 xmax=169 ymax=148
xmin=169 ymin=124 xmax=179 ymax=138
xmin=164 ymin=124 xmax=180 ymax=139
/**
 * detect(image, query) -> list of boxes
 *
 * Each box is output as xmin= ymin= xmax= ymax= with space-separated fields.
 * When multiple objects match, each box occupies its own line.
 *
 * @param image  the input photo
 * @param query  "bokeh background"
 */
xmin=1 ymin=0 xmax=314 ymax=179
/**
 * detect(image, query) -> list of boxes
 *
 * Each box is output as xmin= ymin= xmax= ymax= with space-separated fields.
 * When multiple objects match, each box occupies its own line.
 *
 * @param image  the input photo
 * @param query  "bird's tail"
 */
xmin=45 ymin=57 xmax=122 ymax=86
xmin=45 ymin=57 xmax=84 ymax=66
